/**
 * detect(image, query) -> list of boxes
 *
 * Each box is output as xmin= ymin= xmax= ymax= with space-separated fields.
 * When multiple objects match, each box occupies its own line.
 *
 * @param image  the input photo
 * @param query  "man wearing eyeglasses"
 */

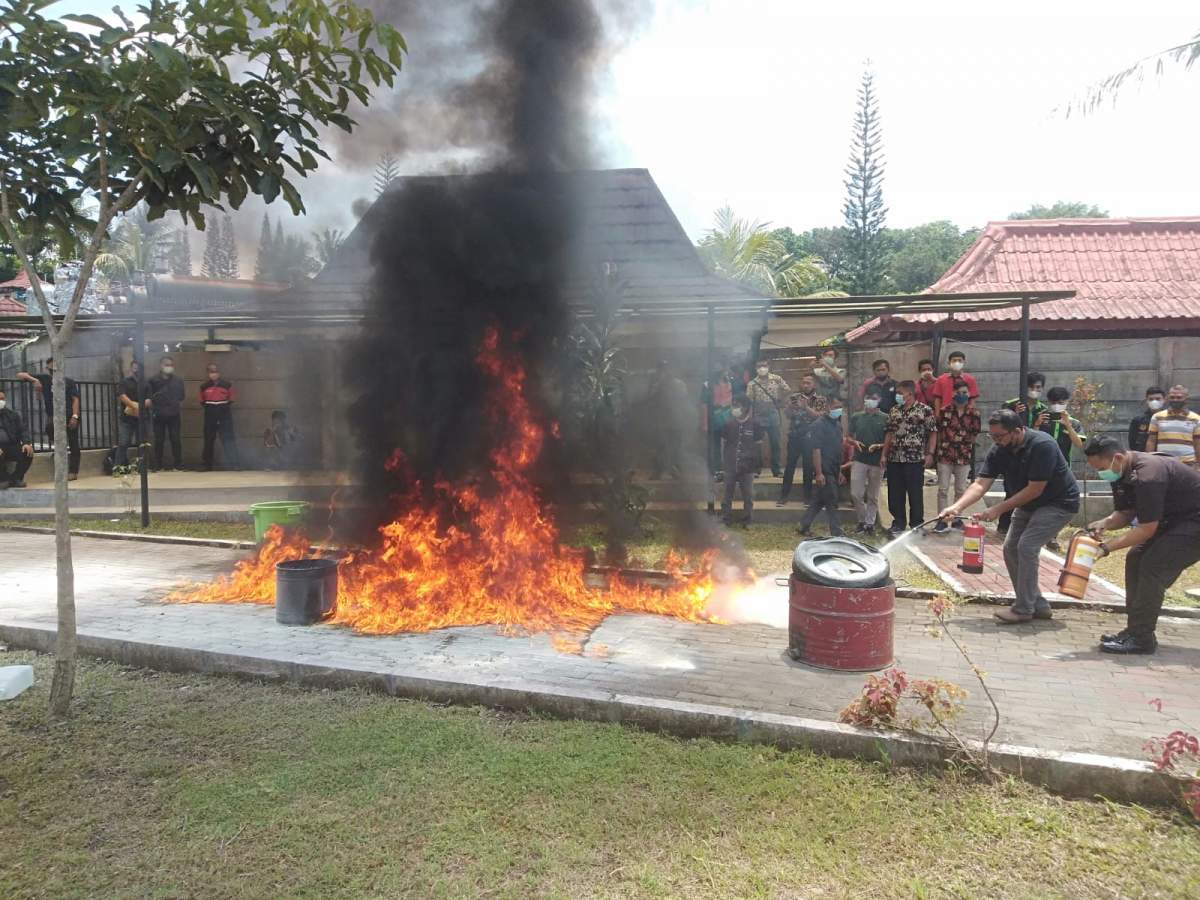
xmin=938 ymin=408 xmax=1080 ymax=624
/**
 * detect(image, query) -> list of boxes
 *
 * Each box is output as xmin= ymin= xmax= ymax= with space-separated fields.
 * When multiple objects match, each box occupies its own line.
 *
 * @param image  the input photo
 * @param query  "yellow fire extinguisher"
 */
xmin=1057 ymin=532 xmax=1103 ymax=600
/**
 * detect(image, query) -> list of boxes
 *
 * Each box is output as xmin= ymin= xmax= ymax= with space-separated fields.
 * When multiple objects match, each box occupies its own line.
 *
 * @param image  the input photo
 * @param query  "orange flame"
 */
xmin=168 ymin=327 xmax=741 ymax=646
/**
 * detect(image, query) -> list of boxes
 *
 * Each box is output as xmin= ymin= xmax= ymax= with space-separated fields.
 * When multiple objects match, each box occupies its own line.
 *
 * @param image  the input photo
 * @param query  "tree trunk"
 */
xmin=47 ymin=341 xmax=77 ymax=717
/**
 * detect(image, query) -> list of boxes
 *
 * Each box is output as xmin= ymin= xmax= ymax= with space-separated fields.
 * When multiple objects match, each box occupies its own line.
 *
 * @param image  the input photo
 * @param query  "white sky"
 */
xmin=51 ymin=0 xmax=1200 ymax=245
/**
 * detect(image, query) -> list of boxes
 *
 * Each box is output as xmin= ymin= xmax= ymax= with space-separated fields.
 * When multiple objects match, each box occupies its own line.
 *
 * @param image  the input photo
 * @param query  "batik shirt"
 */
xmin=885 ymin=401 xmax=936 ymax=464
xmin=746 ymin=373 xmax=791 ymax=424
xmin=936 ymin=405 xmax=981 ymax=466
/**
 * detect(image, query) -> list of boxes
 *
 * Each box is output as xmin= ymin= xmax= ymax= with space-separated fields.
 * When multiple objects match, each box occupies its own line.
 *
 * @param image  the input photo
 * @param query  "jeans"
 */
xmin=1002 ymin=504 xmax=1076 ymax=615
xmin=153 ymin=415 xmax=183 ymax=469
xmin=760 ymin=415 xmax=782 ymax=475
xmin=722 ymin=469 xmax=754 ymax=522
xmin=849 ymin=461 xmax=882 ymax=527
xmin=886 ymin=461 xmax=925 ymax=529
xmin=936 ymin=461 xmax=970 ymax=514
xmin=779 ymin=429 xmax=813 ymax=502
xmin=116 ymin=417 xmax=141 ymax=467
xmin=0 ymin=443 xmax=33 ymax=484
xmin=799 ymin=475 xmax=842 ymax=534
xmin=1125 ymin=519 xmax=1200 ymax=637
xmin=45 ymin=422 xmax=80 ymax=475
xmin=202 ymin=406 xmax=241 ymax=470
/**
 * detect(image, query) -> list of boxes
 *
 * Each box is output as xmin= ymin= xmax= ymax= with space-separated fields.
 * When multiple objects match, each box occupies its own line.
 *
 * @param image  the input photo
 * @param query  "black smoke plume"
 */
xmin=340 ymin=0 xmax=646 ymax=539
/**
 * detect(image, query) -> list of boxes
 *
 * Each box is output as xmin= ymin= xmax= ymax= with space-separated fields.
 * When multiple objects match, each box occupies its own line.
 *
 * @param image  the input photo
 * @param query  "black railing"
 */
xmin=0 ymin=379 xmax=118 ymax=452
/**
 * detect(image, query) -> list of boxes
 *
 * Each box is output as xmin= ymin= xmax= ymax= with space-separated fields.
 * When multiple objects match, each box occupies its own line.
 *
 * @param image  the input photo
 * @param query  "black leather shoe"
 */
xmin=1100 ymin=634 xmax=1157 ymax=655
xmin=1101 ymin=629 xmax=1130 ymax=643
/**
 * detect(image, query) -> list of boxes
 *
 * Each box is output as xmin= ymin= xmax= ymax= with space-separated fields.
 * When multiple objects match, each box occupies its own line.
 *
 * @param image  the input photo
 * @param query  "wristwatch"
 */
xmin=1098 ymin=542 xmax=1110 ymax=558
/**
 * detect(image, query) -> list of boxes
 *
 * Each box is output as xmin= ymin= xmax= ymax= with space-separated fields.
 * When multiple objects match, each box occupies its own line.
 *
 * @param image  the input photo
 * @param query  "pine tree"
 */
xmin=374 ymin=152 xmax=399 ymax=195
xmin=200 ymin=220 xmax=220 ymax=278
xmin=254 ymin=212 xmax=273 ymax=280
xmin=842 ymin=68 xmax=889 ymax=295
xmin=169 ymin=228 xmax=193 ymax=276
xmin=222 ymin=214 xmax=240 ymax=279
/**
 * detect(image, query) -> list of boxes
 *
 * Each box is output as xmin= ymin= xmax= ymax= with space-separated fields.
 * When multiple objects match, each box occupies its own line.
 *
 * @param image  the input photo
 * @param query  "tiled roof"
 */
xmin=286 ymin=168 xmax=761 ymax=311
xmin=846 ymin=217 xmax=1200 ymax=341
xmin=0 ymin=295 xmax=25 ymax=315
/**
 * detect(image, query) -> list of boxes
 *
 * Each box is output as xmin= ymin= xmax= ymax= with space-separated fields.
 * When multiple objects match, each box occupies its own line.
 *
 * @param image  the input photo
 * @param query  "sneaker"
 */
xmin=1101 ymin=628 xmax=1130 ymax=643
xmin=951 ymin=518 xmax=964 ymax=530
xmin=9 ymin=479 xmax=26 ymax=488
xmin=1033 ymin=609 xmax=1054 ymax=620
xmin=1100 ymin=634 xmax=1157 ymax=655
xmin=776 ymin=499 xmax=787 ymax=507
xmin=796 ymin=528 xmax=811 ymax=538
xmin=854 ymin=523 xmax=868 ymax=534
xmin=67 ymin=473 xmax=78 ymax=482
xmin=932 ymin=521 xmax=949 ymax=535
xmin=1046 ymin=540 xmax=1063 ymax=553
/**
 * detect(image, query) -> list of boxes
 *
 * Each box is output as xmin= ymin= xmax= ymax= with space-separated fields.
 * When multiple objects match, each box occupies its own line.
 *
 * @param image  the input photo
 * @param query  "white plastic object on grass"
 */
xmin=0 ymin=665 xmax=34 ymax=700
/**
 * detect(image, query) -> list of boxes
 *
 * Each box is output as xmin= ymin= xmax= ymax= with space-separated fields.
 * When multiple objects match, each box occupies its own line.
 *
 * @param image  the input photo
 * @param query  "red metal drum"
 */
xmin=787 ymin=576 xmax=894 ymax=671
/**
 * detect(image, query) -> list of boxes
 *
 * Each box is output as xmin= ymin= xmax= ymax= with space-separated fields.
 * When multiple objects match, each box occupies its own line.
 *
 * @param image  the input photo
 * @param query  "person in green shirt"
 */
xmin=997 ymin=371 xmax=1048 ymax=535
xmin=848 ymin=383 xmax=888 ymax=533
xmin=1043 ymin=386 xmax=1086 ymax=462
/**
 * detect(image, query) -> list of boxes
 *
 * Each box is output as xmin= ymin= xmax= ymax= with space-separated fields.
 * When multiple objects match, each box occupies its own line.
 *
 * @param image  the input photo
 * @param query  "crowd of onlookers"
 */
xmin=0 ymin=357 xmax=301 ymax=487
xmin=703 ymin=349 xmax=1200 ymax=534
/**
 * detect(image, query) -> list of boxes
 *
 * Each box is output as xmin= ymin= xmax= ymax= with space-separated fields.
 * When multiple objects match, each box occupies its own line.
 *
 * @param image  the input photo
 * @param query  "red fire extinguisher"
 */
xmin=959 ymin=518 xmax=985 ymax=574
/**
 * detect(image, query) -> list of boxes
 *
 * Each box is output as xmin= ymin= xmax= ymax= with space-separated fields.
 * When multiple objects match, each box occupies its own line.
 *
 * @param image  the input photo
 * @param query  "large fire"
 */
xmin=167 ymin=328 xmax=741 ymax=649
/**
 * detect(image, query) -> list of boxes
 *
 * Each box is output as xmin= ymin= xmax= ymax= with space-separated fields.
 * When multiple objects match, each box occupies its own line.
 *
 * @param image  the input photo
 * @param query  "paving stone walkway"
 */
xmin=3 ymin=532 xmax=1199 ymax=760
xmin=909 ymin=525 xmax=1128 ymax=605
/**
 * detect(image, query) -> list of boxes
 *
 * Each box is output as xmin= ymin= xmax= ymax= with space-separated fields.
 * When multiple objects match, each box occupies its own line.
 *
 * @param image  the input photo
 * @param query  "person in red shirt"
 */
xmin=914 ymin=358 xmax=938 ymax=408
xmin=931 ymin=350 xmax=979 ymax=414
xmin=200 ymin=362 xmax=241 ymax=470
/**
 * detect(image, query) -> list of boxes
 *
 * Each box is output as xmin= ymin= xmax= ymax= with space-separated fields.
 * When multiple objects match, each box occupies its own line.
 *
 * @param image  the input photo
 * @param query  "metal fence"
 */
xmin=0 ymin=379 xmax=118 ymax=452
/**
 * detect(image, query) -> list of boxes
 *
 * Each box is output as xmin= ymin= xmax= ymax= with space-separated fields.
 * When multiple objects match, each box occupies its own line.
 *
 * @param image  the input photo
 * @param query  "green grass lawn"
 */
xmin=1055 ymin=527 xmax=1200 ymax=608
xmin=1 ymin=651 xmax=1196 ymax=899
xmin=0 ymin=515 xmax=255 ymax=542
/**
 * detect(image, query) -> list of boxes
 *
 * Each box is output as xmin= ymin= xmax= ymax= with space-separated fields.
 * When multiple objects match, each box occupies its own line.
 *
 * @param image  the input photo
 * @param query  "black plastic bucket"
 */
xmin=275 ymin=558 xmax=338 ymax=625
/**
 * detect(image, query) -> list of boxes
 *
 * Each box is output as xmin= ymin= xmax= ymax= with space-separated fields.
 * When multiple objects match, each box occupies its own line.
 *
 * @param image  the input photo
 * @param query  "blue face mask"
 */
xmin=953 ymin=394 xmax=968 ymax=405
xmin=1097 ymin=466 xmax=1121 ymax=483
xmin=828 ymin=408 xmax=843 ymax=420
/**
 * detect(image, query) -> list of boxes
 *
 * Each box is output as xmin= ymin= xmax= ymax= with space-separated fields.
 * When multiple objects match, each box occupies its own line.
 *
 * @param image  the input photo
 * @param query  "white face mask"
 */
xmin=1148 ymin=399 xmax=1164 ymax=411
xmin=949 ymin=361 xmax=964 ymax=372
xmin=822 ymin=356 xmax=836 ymax=367
xmin=1027 ymin=389 xmax=1042 ymax=399
xmin=1049 ymin=403 xmax=1067 ymax=413
xmin=756 ymin=367 xmax=768 ymax=377
xmin=864 ymin=398 xmax=879 ymax=410
xmin=0 ymin=400 xmax=6 ymax=410
xmin=162 ymin=365 xmax=175 ymax=375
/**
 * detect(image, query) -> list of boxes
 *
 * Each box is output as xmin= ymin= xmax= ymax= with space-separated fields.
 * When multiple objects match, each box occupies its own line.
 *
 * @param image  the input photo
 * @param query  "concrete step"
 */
xmin=0 ymin=481 xmax=351 ymax=510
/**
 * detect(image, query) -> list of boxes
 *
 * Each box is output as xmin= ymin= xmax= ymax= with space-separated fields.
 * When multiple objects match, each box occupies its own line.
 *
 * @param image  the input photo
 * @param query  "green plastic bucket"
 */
xmin=249 ymin=501 xmax=310 ymax=543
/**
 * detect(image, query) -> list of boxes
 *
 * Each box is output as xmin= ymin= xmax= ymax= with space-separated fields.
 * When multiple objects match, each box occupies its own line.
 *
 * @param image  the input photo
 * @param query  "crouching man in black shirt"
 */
xmin=939 ymin=409 xmax=1080 ymax=624
xmin=1085 ymin=436 xmax=1200 ymax=655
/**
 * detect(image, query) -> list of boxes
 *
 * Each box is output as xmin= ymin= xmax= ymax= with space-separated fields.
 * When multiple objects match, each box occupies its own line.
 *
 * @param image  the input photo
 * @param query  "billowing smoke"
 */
xmin=340 ymin=0 xmax=647 ymax=539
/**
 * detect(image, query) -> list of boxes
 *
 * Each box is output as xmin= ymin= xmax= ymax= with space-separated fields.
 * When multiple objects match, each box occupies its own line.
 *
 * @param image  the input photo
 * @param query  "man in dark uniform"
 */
xmin=16 ymin=359 xmax=81 ymax=480
xmin=798 ymin=395 xmax=846 ymax=537
xmin=721 ymin=398 xmax=763 ymax=527
xmin=0 ymin=387 xmax=34 ymax=487
xmin=1084 ymin=436 xmax=1200 ymax=655
xmin=1128 ymin=386 xmax=1165 ymax=453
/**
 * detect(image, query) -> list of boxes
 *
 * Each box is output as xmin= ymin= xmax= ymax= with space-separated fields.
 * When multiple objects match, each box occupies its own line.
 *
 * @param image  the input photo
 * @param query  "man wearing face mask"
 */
xmin=16 ymin=359 xmax=81 ymax=480
xmin=1084 ymin=436 xmax=1200 ymax=654
xmin=747 ymin=360 xmax=790 ymax=478
xmin=939 ymin=409 xmax=1080 ymax=624
xmin=931 ymin=350 xmax=979 ymax=415
xmin=848 ymin=384 xmax=887 ymax=533
xmin=932 ymin=379 xmax=981 ymax=534
xmin=813 ymin=347 xmax=846 ymax=399
xmin=1146 ymin=385 xmax=1200 ymax=467
xmin=148 ymin=355 xmax=186 ymax=471
xmin=721 ymin=397 xmax=764 ymax=526
xmin=798 ymin=395 xmax=847 ymax=537
xmin=778 ymin=374 xmax=826 ymax=506
xmin=859 ymin=359 xmax=898 ymax=413
xmin=0 ymin=388 xmax=35 ymax=488
xmin=200 ymin=361 xmax=241 ymax=471
xmin=915 ymin=359 xmax=938 ymax=408
xmin=1128 ymin=387 xmax=1165 ymax=453
xmin=998 ymin=372 xmax=1048 ymax=536
xmin=881 ymin=380 xmax=937 ymax=536
xmin=1041 ymin=387 xmax=1085 ymax=463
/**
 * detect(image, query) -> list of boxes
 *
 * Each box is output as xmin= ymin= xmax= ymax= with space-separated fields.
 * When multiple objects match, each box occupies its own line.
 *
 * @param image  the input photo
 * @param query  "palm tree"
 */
xmin=1069 ymin=29 xmax=1200 ymax=115
xmin=312 ymin=227 xmax=345 ymax=268
xmin=698 ymin=206 xmax=830 ymax=297
xmin=95 ymin=203 xmax=172 ymax=279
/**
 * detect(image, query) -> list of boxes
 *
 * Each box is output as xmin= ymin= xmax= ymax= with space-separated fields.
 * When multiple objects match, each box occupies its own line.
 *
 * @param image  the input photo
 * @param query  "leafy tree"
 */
xmin=375 ymin=152 xmax=400 ymax=195
xmin=222 ymin=214 xmax=239 ymax=279
xmin=168 ymin=228 xmax=192 ymax=276
xmin=699 ymin=206 xmax=828 ymax=297
xmin=885 ymin=221 xmax=979 ymax=293
xmin=96 ymin=202 xmax=172 ymax=279
xmin=842 ymin=69 xmax=889 ymax=295
xmin=1008 ymin=202 xmax=1109 ymax=220
xmin=772 ymin=226 xmax=853 ymax=289
xmin=313 ymin=227 xmax=345 ymax=268
xmin=0 ymin=0 xmax=403 ymax=715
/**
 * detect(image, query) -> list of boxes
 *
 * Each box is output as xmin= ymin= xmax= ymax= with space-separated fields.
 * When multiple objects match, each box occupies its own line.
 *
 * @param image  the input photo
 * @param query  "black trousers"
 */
xmin=722 ymin=469 xmax=754 ymax=522
xmin=886 ymin=461 xmax=925 ymax=529
xmin=153 ymin=415 xmax=183 ymax=469
xmin=45 ymin=422 xmax=80 ymax=475
xmin=779 ymin=429 xmax=813 ymax=502
xmin=0 ymin=443 xmax=33 ymax=484
xmin=799 ymin=475 xmax=842 ymax=534
xmin=202 ymin=406 xmax=240 ymax=470
xmin=1126 ymin=519 xmax=1200 ymax=638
